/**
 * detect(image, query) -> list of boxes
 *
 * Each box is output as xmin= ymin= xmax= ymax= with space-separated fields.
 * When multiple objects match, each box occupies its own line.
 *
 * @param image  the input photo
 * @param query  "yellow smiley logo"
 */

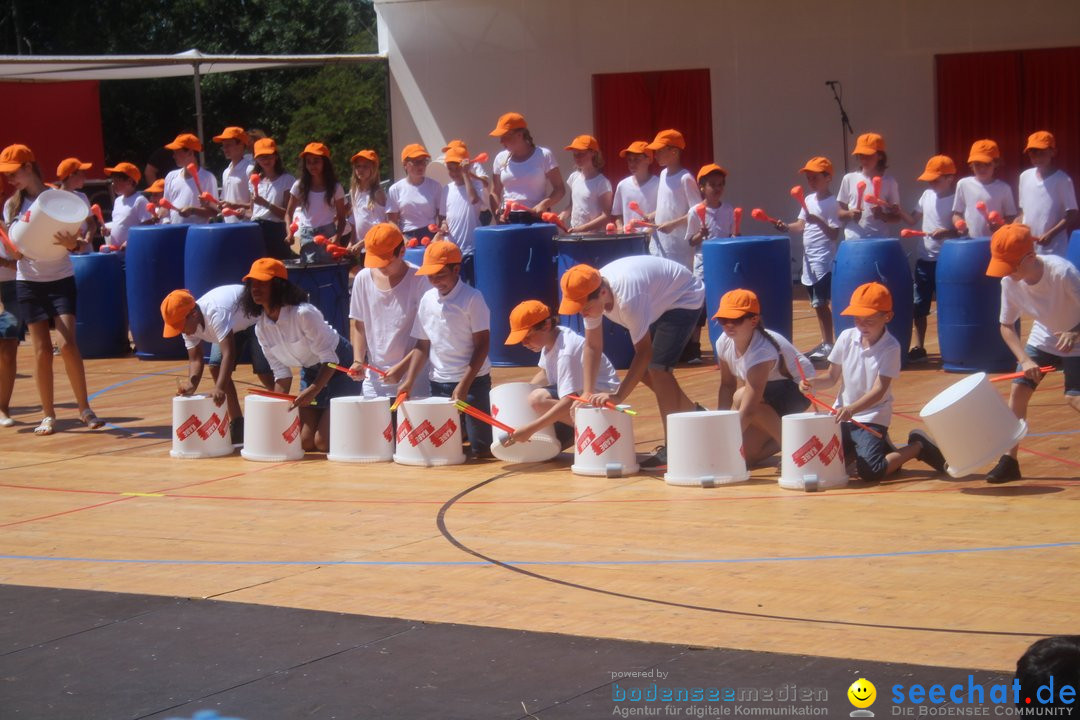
xmin=848 ymin=678 xmax=877 ymax=708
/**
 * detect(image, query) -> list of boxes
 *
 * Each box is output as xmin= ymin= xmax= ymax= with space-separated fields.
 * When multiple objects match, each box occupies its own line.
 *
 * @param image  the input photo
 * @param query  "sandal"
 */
xmin=79 ymin=409 xmax=105 ymax=430
xmin=0 ymin=413 xmax=14 ymax=428
xmin=34 ymin=416 xmax=55 ymax=436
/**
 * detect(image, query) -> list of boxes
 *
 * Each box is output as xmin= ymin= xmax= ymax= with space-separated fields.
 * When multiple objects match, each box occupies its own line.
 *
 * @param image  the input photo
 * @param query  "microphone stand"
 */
xmin=827 ymin=81 xmax=854 ymax=173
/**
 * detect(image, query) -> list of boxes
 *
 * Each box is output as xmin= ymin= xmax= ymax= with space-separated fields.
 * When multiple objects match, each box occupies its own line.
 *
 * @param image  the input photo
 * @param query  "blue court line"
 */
xmin=1026 ymin=429 xmax=1080 ymax=437
xmin=2 ymin=541 xmax=1076 ymax=567
xmin=88 ymin=365 xmax=187 ymax=434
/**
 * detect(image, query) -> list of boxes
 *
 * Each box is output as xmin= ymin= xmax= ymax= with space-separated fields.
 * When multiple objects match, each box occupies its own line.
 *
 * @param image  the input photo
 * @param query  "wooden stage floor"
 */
xmin=1 ymin=300 xmax=1077 ymax=680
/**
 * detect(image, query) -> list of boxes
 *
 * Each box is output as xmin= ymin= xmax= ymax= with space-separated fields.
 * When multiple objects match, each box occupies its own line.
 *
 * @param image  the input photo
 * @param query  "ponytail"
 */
xmin=755 ymin=324 xmax=794 ymax=381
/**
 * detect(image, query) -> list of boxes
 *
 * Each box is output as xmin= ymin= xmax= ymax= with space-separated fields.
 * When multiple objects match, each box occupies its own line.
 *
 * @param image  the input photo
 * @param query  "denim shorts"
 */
xmin=208 ymin=325 xmax=271 ymax=375
xmin=913 ymin=259 xmax=936 ymax=319
xmin=841 ymin=422 xmax=893 ymax=482
xmin=17 ymin=276 xmax=77 ymax=324
xmin=1013 ymin=344 xmax=1080 ymax=396
xmin=299 ymin=336 xmax=355 ymax=409
xmin=0 ymin=281 xmax=25 ymax=341
xmin=648 ymin=307 xmax=701 ymax=371
xmin=803 ymin=272 xmax=832 ymax=309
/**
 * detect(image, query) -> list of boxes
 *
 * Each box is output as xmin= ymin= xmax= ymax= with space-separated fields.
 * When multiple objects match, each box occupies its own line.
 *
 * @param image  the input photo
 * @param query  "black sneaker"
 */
xmin=640 ymin=445 xmax=667 ymax=469
xmin=986 ymin=454 xmax=1022 ymax=484
xmin=908 ymin=346 xmax=928 ymax=363
xmin=808 ymin=342 xmax=833 ymax=362
xmin=908 ymin=429 xmax=946 ymax=472
xmin=230 ymin=416 xmax=245 ymax=445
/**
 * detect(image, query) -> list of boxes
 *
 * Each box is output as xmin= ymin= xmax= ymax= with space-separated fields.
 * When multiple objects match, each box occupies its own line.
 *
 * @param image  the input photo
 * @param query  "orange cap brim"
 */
xmin=916 ymin=171 xmax=940 ymax=181
xmin=985 ymin=258 xmax=1016 ymax=278
xmin=415 ymin=263 xmax=444 ymax=276
xmin=364 ymin=252 xmax=393 ymax=269
xmin=840 ymin=305 xmax=881 ymax=317
xmin=504 ymin=327 xmax=529 ymax=345
xmin=162 ymin=323 xmax=184 ymax=338
xmin=558 ymin=297 xmax=585 ymax=315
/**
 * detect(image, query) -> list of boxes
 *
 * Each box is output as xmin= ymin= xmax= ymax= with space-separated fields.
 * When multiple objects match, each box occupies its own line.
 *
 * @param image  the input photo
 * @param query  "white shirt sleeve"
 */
xmin=298 ymin=304 xmax=341 ymax=365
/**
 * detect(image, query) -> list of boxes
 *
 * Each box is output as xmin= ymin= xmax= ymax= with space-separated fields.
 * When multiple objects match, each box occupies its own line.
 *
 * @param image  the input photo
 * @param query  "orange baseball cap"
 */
xmin=799 ymin=156 xmax=834 ymax=175
xmin=443 ymin=146 xmax=469 ymax=164
xmin=160 ymin=289 xmax=197 ymax=338
xmin=1024 ymin=131 xmax=1055 ymax=152
xmin=696 ymin=163 xmax=727 ymax=183
xmin=253 ymin=138 xmax=278 ymax=157
xmin=841 ymin=282 xmax=893 ymax=316
xmin=619 ymin=141 xmax=653 ymax=159
xmin=56 ymin=157 xmax=92 ymax=180
xmin=350 ymin=149 xmax=378 ymax=165
xmin=212 ymin=126 xmax=249 ymax=144
xmin=401 ymin=143 xmax=430 ymax=163
xmin=558 ymin=264 xmax=602 ymax=315
xmin=104 ymin=162 xmax=141 ymax=183
xmin=300 ymin=142 xmax=331 ymax=159
xmin=646 ymin=129 xmax=686 ymax=151
xmin=243 ymin=257 xmax=288 ymax=282
xmin=505 ymin=300 xmax=553 ymax=345
xmin=986 ymin=223 xmax=1035 ymax=278
xmin=967 ymin=139 xmax=1000 ymax=164
xmin=442 ymin=139 xmax=467 ymax=152
xmin=363 ymin=223 xmax=405 ymax=268
xmin=712 ymin=289 xmax=760 ymax=319
xmin=490 ymin=112 xmax=528 ymax=137
xmin=565 ymin=135 xmax=600 ymax=152
xmin=165 ymin=133 xmax=203 ymax=152
xmin=415 ymin=240 xmax=463 ymax=275
xmin=0 ymin=144 xmax=34 ymax=173
xmin=917 ymin=155 xmax=957 ymax=181
xmin=852 ymin=132 xmax=885 ymax=156
xmin=144 ymin=179 xmax=166 ymax=194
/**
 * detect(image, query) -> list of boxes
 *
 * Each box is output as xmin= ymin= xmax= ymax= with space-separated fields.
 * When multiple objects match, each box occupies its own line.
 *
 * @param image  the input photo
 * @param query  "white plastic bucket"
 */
xmin=327 ymin=396 xmax=394 ymax=463
xmin=779 ymin=412 xmax=848 ymax=491
xmin=240 ymin=394 xmax=305 ymax=462
xmin=571 ymin=406 xmax=639 ymax=477
xmin=169 ymin=394 xmax=233 ymax=459
xmin=664 ymin=410 xmax=748 ymax=486
xmin=919 ymin=372 xmax=1027 ymax=477
xmin=10 ymin=189 xmax=89 ymax=262
xmin=393 ymin=397 xmax=465 ymax=466
xmin=489 ymin=382 xmax=562 ymax=464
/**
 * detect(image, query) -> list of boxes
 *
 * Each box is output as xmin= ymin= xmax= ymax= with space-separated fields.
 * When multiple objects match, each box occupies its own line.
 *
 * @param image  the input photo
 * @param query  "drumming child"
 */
xmin=241 ymin=258 xmax=355 ymax=452
xmin=952 ymin=139 xmax=1017 ymax=238
xmin=611 ymin=141 xmax=658 ymax=234
xmin=161 ymin=285 xmax=274 ymax=444
xmin=102 ymin=162 xmax=152 ymax=253
xmin=285 ymin=142 xmax=347 ymax=263
xmin=713 ymin=289 xmax=814 ymax=466
xmin=1016 ymin=131 xmax=1078 ymax=258
xmin=162 ymin=133 xmax=218 ymax=224
xmin=683 ymin=162 xmax=735 ymax=363
xmin=501 ymin=300 xmax=619 ymax=449
xmin=439 ymin=145 xmax=485 ymax=285
xmin=212 ymin=126 xmax=254 ymax=222
xmin=400 ymin=240 xmax=493 ymax=458
xmin=837 ymin=132 xmax=901 ymax=240
xmin=983 ymin=223 xmax=1080 ymax=483
xmin=562 ymin=135 xmax=613 ymax=234
xmin=386 ymin=143 xmax=444 ymax=243
xmin=648 ymin=129 xmax=701 ymax=271
xmin=800 ymin=282 xmax=946 ymax=481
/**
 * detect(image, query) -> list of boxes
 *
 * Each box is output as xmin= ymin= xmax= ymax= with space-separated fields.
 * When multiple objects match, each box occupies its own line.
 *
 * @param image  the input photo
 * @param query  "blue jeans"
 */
xmin=429 ymin=374 xmax=492 ymax=455
xmin=841 ymin=422 xmax=892 ymax=482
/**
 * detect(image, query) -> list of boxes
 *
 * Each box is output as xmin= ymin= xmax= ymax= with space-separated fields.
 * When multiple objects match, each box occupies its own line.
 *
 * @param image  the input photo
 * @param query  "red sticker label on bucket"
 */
xmin=792 ymin=435 xmax=824 ymax=467
xmin=218 ymin=412 xmax=230 ymax=437
xmin=176 ymin=414 xmax=200 ymax=441
xmin=590 ymin=425 xmax=621 ymax=455
xmin=396 ymin=419 xmax=412 ymax=444
xmin=431 ymin=418 xmax=457 ymax=447
xmin=576 ymin=426 xmax=596 ymax=454
xmin=407 ymin=419 xmax=435 ymax=447
xmin=282 ymin=417 xmax=301 ymax=444
xmin=383 ymin=422 xmax=393 ymax=443
xmin=196 ymin=413 xmax=222 ymax=440
xmin=820 ymin=435 xmax=841 ymax=466
xmin=491 ymin=404 xmax=499 ymax=417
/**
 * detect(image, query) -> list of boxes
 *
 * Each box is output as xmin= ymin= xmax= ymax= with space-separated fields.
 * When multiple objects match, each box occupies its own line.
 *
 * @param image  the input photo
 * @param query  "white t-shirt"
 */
xmin=181 ymin=284 xmax=256 ymax=350
xmin=827 ymin=327 xmax=902 ymax=426
xmin=255 ymin=303 xmax=342 ymax=381
xmin=539 ymin=326 xmax=619 ymax=398
xmin=387 ymin=177 xmax=445 ymax=232
xmin=349 ymin=188 xmax=388 ymax=242
xmin=793 ymin=193 xmax=841 ymax=285
xmin=250 ymin=173 xmax=296 ymax=222
xmin=612 ymin=174 xmax=659 ymax=222
xmin=495 ymin=146 xmax=558 ymax=208
xmin=107 ymin=193 xmax=151 ymax=250
xmin=566 ymin=170 xmax=612 ymax=229
xmin=7 ymin=195 xmax=75 ymax=283
xmin=915 ymin=188 xmax=955 ymax=262
xmin=715 ymin=328 xmax=815 ymax=384
xmin=442 ymin=179 xmax=485 ymax=255
xmin=164 ymin=167 xmax=219 ymax=225
xmin=350 ymin=264 xmax=430 ymax=373
xmin=952 ymin=177 xmax=1016 ymax=238
xmin=290 ymin=181 xmax=345 ymax=230
xmin=583 ymin=255 xmax=705 ymax=344
xmin=411 ymin=279 xmax=492 ymax=383
xmin=684 ymin=202 xmax=736 ymax=279
xmin=1000 ymin=254 xmax=1080 ymax=358
xmin=221 ymin=154 xmax=255 ymax=223
xmin=652 ymin=168 xmax=702 ymax=270
xmin=1018 ymin=168 xmax=1078 ymax=257
xmin=838 ymin=170 xmax=900 ymax=240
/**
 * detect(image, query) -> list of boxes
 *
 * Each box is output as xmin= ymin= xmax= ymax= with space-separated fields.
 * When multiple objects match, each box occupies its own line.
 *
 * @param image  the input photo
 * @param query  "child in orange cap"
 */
xmin=837 ymin=132 xmax=902 ymax=240
xmin=248 ymin=138 xmax=296 ymax=259
xmin=902 ymin=155 xmax=961 ymax=362
xmin=1016 ymin=131 xmax=1077 ymax=257
xmin=143 ymin=179 xmax=167 ymax=223
xmin=55 ymin=157 xmax=95 ymax=253
xmin=683 ymin=162 xmax=735 ymax=363
xmin=437 ymin=144 xmax=485 ymax=284
xmin=714 ymin=289 xmax=813 ymax=466
xmin=285 ymin=142 xmax=347 ymax=263
xmin=400 ymin=240 xmax=494 ymax=457
xmin=801 ymin=282 xmax=946 ymax=481
xmin=501 ymin=299 xmax=619 ymax=449
xmin=489 ymin=112 xmax=566 ymax=222
xmin=442 ymin=140 xmax=495 ymax=224
xmin=952 ymin=139 xmax=1016 ymax=238
xmin=213 ymin=126 xmax=254 ymax=223
xmin=345 ymin=149 xmax=386 ymax=257
xmin=562 ymin=135 xmax=613 ymax=234
xmin=982 ymin=223 xmax=1080 ymax=483
xmin=162 ymin=133 xmax=218 ymax=224
xmin=647 ymin=129 xmax=702 ymax=270
xmin=386 ymin=143 xmax=444 ymax=243
xmin=102 ymin=162 xmax=152 ymax=253
xmin=611 ymin=141 xmax=658 ymax=234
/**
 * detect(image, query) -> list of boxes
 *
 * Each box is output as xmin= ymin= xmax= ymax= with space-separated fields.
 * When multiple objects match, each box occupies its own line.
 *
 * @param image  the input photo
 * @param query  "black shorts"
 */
xmin=762 ymin=378 xmax=811 ymax=417
xmin=0 ymin=280 xmax=26 ymax=341
xmin=17 ymin=276 xmax=77 ymax=324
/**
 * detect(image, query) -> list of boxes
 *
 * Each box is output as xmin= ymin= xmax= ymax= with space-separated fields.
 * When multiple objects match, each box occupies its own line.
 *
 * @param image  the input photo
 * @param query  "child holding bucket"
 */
xmin=684 ymin=163 xmax=735 ymax=363
xmin=837 ymin=132 xmax=901 ymax=240
xmin=213 ymin=126 xmax=254 ymax=223
xmin=344 ymin=149 xmax=386 ymax=259
xmin=241 ymin=258 xmax=355 ymax=453
xmin=0 ymin=143 xmax=104 ymax=435
xmin=249 ymin=138 xmax=296 ymax=260
xmin=952 ymin=139 xmax=1017 ymax=238
xmin=0 ymin=220 xmax=23 ymax=428
xmin=562 ymin=135 xmax=613 ymax=234
xmin=983 ymin=223 xmax=1080 ymax=483
xmin=399 ymin=240 xmax=493 ymax=458
xmin=285 ymin=143 xmax=347 ymax=263
xmin=55 ymin=157 xmax=95 ymax=252
xmin=102 ymin=162 xmax=152 ymax=254
xmin=386 ymin=144 xmax=444 ymax=243
xmin=501 ymin=299 xmax=620 ymax=449
xmin=611 ymin=141 xmax=658 ymax=234
xmin=1016 ymin=131 xmax=1078 ymax=258
xmin=800 ymin=282 xmax=946 ymax=482
xmin=162 ymin=133 xmax=218 ymax=225
xmin=713 ymin=289 xmax=814 ymax=465
xmin=348 ymin=223 xmax=430 ymax=400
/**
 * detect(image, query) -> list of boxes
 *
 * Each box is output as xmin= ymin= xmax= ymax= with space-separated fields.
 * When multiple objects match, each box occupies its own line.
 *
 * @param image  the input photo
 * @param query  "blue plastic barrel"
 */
xmin=936 ymin=238 xmax=1016 ymax=373
xmin=404 ymin=245 xmax=426 ymax=268
xmin=1067 ymin=230 xmax=1080 ymax=270
xmin=474 ymin=223 xmax=558 ymax=366
xmin=703 ymin=236 xmax=793 ymax=351
xmin=126 ymin=224 xmax=189 ymax=359
xmin=831 ymin=238 xmax=913 ymax=362
xmin=283 ymin=260 xmax=351 ymax=336
xmin=72 ymin=253 xmax=128 ymax=358
xmin=556 ymin=233 xmax=649 ymax=369
xmin=183 ymin=222 xmax=266 ymax=299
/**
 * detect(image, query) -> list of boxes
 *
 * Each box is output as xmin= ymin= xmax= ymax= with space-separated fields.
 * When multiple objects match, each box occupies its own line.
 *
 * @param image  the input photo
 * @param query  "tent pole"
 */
xmin=193 ymin=63 xmax=205 ymax=166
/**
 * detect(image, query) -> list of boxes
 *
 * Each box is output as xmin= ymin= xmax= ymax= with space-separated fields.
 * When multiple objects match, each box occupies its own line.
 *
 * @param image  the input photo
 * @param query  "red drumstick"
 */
xmin=390 ymin=392 xmax=407 ymax=411
xmin=695 ymin=202 xmax=707 ymax=224
xmin=990 ymin=366 xmax=1056 ymax=383
xmin=605 ymin=222 xmax=617 ymax=234
xmin=200 ymin=191 xmax=218 ymax=205
xmin=856 ymin=181 xmax=867 ymax=211
xmin=249 ymin=173 xmax=261 ymax=198
xmin=501 ymin=200 xmax=513 ymax=222
xmin=469 ymin=152 xmax=488 ymax=164
xmin=100 ymin=245 xmax=113 ymax=253
xmin=221 ymin=208 xmax=240 ymax=217
xmin=541 ymin=212 xmax=569 ymax=234
xmin=427 ymin=223 xmax=439 ymax=234
xmin=733 ymin=207 xmax=743 ymax=236
xmin=247 ymin=387 xmax=297 ymax=401
xmin=313 ymin=234 xmax=329 ymax=245
xmin=289 ymin=221 xmax=299 ymax=234
xmin=954 ymin=218 xmax=969 ymax=234
xmin=420 ymin=236 xmax=432 ymax=246
xmin=185 ymin=163 xmax=203 ymax=194
xmin=988 ymin=211 xmax=1004 ymax=226
xmin=158 ymin=198 xmax=176 ymax=211
xmin=509 ymin=201 xmax=535 ymax=215
xmin=900 ymin=229 xmax=927 ymax=238
xmin=975 ymin=201 xmax=991 ymax=223
xmin=872 ymin=175 xmax=882 ymax=200
xmin=455 ymin=400 xmax=516 ymax=434
xmin=790 ymin=186 xmax=809 ymax=215
xmin=146 ymin=202 xmax=158 ymax=214
xmin=90 ymin=203 xmax=106 ymax=226
xmin=627 ymin=200 xmax=648 ymax=219
xmin=751 ymin=208 xmax=779 ymax=224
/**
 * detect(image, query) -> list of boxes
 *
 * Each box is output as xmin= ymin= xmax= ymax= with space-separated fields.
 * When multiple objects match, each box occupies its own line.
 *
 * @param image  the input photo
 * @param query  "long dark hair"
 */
xmin=241 ymin=277 xmax=309 ymax=317
xmin=256 ymin=153 xmax=284 ymax=179
xmin=754 ymin=322 xmax=794 ymax=381
xmin=298 ymin=154 xmax=339 ymax=209
xmin=3 ymin=161 xmax=43 ymax=223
